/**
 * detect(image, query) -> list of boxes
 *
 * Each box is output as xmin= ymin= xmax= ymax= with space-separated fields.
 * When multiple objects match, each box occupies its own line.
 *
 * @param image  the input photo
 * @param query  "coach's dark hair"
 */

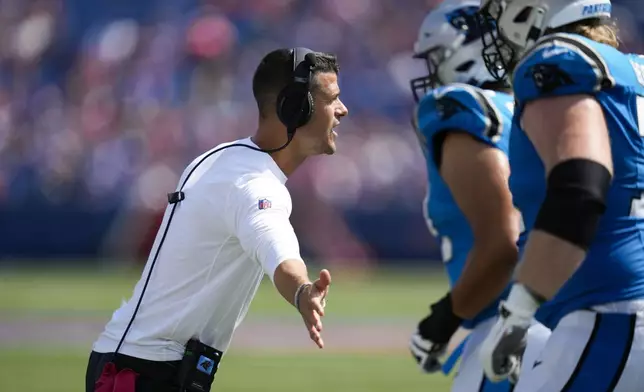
xmin=252 ymin=49 xmax=340 ymax=118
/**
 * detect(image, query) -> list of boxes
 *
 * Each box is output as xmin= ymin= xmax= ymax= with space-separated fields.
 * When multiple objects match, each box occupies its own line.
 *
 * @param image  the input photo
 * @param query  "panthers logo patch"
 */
xmin=527 ymin=63 xmax=574 ymax=94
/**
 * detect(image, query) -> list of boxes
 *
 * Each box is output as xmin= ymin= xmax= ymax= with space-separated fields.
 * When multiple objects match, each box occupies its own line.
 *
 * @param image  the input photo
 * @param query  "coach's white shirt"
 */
xmin=93 ymin=137 xmax=303 ymax=361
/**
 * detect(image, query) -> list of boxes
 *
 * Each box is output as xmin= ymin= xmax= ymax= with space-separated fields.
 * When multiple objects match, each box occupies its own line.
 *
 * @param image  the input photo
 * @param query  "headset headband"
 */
xmin=293 ymin=47 xmax=314 ymax=85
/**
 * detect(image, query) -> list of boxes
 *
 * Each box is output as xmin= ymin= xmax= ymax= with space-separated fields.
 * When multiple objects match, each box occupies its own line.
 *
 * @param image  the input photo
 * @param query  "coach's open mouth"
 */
xmin=332 ymin=122 xmax=340 ymax=137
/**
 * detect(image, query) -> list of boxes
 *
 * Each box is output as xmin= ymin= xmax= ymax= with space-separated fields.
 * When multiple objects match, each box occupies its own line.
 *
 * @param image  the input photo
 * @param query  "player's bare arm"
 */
xmin=478 ymin=0 xmax=644 ymax=388
xmin=517 ymin=94 xmax=613 ymax=300
xmin=407 ymin=3 xmax=553 ymax=383
xmin=440 ymin=132 xmax=520 ymax=318
xmin=480 ymin=94 xmax=613 ymax=382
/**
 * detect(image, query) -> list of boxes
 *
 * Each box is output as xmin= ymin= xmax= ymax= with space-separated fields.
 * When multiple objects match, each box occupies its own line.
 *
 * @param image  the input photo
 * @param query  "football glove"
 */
xmin=409 ymin=292 xmax=462 ymax=373
xmin=479 ymin=284 xmax=541 ymax=383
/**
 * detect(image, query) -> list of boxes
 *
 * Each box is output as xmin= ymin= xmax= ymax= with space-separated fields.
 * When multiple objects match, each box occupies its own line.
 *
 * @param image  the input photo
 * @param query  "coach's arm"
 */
xmin=231 ymin=178 xmax=331 ymax=348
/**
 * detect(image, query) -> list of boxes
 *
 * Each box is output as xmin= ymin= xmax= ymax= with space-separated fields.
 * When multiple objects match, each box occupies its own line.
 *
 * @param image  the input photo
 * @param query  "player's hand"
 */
xmin=479 ymin=284 xmax=539 ymax=383
xmin=409 ymin=293 xmax=462 ymax=373
xmin=409 ymin=331 xmax=447 ymax=373
xmin=296 ymin=269 xmax=331 ymax=349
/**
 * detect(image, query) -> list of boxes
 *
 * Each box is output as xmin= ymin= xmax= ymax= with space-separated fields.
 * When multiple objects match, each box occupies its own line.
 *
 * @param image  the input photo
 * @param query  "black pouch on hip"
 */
xmin=175 ymin=338 xmax=222 ymax=392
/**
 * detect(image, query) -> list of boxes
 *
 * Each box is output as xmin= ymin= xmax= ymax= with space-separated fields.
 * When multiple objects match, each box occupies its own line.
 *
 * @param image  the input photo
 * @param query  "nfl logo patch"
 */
xmin=258 ymin=198 xmax=272 ymax=210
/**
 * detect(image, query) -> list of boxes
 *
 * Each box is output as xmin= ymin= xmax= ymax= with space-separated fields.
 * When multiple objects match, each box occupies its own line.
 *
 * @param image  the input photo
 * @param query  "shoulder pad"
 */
xmin=416 ymin=84 xmax=506 ymax=147
xmin=513 ymin=33 xmax=615 ymax=107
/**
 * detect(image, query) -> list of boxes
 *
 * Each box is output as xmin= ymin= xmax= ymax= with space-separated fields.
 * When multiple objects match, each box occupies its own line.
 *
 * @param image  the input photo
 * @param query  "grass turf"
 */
xmin=0 ymin=266 xmax=449 ymax=318
xmin=0 ymin=266 xmax=454 ymax=391
xmin=0 ymin=350 xmax=453 ymax=392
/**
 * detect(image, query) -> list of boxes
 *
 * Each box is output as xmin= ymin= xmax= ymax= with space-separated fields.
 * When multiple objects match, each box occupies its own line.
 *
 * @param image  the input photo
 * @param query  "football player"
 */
xmin=477 ymin=0 xmax=644 ymax=390
xmin=407 ymin=1 xmax=550 ymax=390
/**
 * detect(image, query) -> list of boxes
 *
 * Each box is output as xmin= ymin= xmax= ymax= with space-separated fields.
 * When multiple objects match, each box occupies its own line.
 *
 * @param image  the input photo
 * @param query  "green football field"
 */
xmin=0 ymin=265 xmax=456 ymax=392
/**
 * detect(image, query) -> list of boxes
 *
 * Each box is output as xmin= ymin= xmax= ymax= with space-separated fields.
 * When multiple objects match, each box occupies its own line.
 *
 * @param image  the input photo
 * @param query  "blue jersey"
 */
xmin=415 ymin=83 xmax=518 ymax=328
xmin=511 ymin=33 xmax=644 ymax=328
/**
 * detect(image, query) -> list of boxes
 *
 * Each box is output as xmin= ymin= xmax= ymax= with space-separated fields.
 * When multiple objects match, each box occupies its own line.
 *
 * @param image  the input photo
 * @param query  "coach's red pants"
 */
xmin=95 ymin=362 xmax=138 ymax=392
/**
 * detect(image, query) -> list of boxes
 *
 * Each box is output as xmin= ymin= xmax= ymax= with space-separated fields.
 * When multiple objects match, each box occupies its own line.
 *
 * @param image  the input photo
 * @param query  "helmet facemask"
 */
xmin=477 ymin=2 xmax=519 ymax=82
xmin=411 ymin=46 xmax=449 ymax=102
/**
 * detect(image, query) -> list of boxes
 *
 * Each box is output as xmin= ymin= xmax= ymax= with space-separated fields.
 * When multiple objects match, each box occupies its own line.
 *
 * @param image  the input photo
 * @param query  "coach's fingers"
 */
xmin=309 ymin=324 xmax=324 ymax=349
xmin=321 ymin=287 xmax=329 ymax=306
xmin=311 ymin=298 xmax=326 ymax=317
xmin=314 ymin=335 xmax=324 ymax=349
xmin=314 ymin=269 xmax=331 ymax=292
xmin=305 ymin=307 xmax=323 ymax=331
xmin=303 ymin=315 xmax=324 ymax=348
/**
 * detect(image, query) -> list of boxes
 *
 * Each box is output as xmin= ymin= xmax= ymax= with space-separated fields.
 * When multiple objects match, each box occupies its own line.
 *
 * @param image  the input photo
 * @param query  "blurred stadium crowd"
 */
xmin=0 ymin=0 xmax=643 ymax=263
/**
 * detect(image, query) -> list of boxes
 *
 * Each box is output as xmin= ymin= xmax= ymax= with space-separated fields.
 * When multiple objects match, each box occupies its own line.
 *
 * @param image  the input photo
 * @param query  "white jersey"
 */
xmin=93 ymin=137 xmax=303 ymax=361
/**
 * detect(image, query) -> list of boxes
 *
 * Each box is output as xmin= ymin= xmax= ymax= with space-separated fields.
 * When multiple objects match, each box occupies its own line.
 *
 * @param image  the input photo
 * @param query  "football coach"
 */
xmin=85 ymin=47 xmax=348 ymax=392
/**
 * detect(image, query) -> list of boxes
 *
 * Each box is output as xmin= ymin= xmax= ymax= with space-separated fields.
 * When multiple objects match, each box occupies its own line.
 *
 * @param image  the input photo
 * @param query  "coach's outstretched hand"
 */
xmin=297 ymin=269 xmax=332 ymax=349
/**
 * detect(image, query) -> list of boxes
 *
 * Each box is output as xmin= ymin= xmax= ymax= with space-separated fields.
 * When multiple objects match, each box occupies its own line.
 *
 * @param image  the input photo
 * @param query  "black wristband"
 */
xmin=417 ymin=293 xmax=463 ymax=344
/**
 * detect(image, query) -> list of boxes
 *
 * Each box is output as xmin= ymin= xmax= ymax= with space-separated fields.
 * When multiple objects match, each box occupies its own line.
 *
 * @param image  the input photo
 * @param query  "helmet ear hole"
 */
xmin=514 ymin=7 xmax=533 ymax=23
xmin=455 ymin=60 xmax=475 ymax=72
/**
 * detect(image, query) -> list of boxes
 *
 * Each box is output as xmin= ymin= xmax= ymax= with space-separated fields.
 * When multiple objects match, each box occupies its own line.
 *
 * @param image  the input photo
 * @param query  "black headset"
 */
xmin=276 ymin=47 xmax=316 ymax=138
xmin=111 ymin=47 xmax=318 ymax=360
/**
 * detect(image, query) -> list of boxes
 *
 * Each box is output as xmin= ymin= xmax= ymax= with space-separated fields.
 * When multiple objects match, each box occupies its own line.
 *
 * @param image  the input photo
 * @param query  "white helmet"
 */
xmin=478 ymin=0 xmax=611 ymax=79
xmin=411 ymin=0 xmax=500 ymax=102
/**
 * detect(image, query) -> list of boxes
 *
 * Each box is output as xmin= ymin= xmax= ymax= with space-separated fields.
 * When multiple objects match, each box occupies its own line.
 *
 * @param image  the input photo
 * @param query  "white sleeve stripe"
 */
xmin=472 ymin=89 xmax=502 ymax=141
xmin=553 ymin=34 xmax=615 ymax=90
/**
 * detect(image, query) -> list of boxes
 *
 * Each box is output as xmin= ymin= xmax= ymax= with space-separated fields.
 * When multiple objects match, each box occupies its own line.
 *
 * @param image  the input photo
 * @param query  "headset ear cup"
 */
xmin=297 ymin=91 xmax=313 ymax=127
xmin=276 ymin=84 xmax=313 ymax=129
xmin=304 ymin=91 xmax=313 ymax=124
xmin=276 ymin=88 xmax=291 ymax=127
